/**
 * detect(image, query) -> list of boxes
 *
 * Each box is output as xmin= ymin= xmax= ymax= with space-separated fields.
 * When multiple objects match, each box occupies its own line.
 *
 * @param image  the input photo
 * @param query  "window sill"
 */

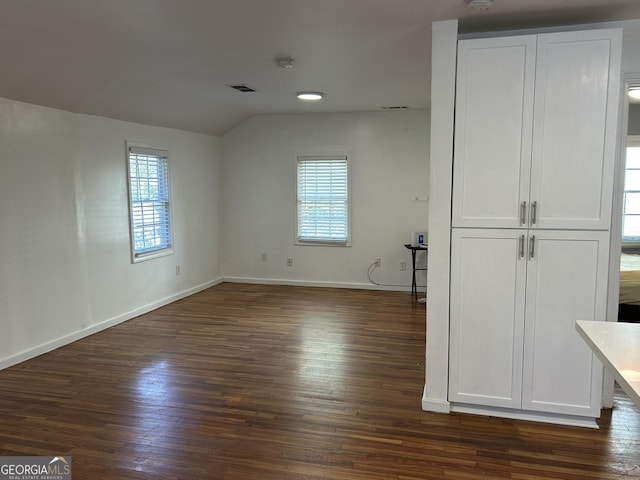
xmin=132 ymin=247 xmax=174 ymax=263
xmin=296 ymin=240 xmax=351 ymax=247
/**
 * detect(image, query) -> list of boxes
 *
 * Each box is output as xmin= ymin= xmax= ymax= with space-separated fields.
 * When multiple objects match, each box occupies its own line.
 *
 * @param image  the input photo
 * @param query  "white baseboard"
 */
xmin=450 ymin=403 xmax=599 ymax=428
xmin=223 ymin=276 xmax=411 ymax=292
xmin=421 ymin=384 xmax=451 ymax=413
xmin=0 ymin=277 xmax=223 ymax=371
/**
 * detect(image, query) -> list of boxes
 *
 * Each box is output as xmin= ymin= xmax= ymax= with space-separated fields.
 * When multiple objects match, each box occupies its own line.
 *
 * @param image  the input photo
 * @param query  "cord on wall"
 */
xmin=367 ymin=261 xmax=425 ymax=289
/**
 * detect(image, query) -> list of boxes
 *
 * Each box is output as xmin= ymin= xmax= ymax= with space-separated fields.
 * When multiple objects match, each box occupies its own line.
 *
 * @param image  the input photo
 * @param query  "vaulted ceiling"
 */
xmin=2 ymin=0 xmax=640 ymax=135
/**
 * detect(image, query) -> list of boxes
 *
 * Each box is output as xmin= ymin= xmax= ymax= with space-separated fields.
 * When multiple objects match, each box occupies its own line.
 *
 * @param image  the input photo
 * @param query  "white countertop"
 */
xmin=575 ymin=320 xmax=640 ymax=409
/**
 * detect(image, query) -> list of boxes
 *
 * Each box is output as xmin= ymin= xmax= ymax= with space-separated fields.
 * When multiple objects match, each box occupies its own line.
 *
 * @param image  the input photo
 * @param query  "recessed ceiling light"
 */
xmin=297 ymin=92 xmax=324 ymax=101
xmin=629 ymin=87 xmax=640 ymax=100
xmin=465 ymin=0 xmax=494 ymax=10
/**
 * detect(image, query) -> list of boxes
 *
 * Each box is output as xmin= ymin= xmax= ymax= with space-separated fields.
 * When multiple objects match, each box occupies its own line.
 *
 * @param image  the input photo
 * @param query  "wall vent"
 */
xmin=381 ymin=106 xmax=409 ymax=110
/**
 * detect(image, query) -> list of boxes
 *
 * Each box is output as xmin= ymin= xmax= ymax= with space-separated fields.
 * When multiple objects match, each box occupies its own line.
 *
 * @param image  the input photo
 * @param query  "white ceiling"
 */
xmin=2 ymin=0 xmax=640 ymax=135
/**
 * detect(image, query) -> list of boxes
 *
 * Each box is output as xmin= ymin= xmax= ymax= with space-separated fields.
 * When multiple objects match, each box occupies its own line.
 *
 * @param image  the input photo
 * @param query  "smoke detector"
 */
xmin=275 ymin=56 xmax=294 ymax=69
xmin=465 ymin=0 xmax=494 ymax=10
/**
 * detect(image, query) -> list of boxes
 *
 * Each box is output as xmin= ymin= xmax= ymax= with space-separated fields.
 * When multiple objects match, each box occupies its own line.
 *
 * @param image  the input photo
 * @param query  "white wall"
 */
xmin=423 ymin=20 xmax=457 ymax=413
xmin=221 ymin=111 xmax=429 ymax=289
xmin=0 ymin=97 xmax=222 ymax=369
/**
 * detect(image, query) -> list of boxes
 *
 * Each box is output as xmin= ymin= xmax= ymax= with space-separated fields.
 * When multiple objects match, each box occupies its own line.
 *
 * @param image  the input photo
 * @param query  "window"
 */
xmin=296 ymin=155 xmax=350 ymax=245
xmin=127 ymin=145 xmax=173 ymax=261
xmin=623 ymin=136 xmax=640 ymax=244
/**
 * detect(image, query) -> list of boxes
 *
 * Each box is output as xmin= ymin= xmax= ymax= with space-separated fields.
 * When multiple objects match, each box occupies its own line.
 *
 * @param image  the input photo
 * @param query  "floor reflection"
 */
xmin=130 ymin=359 xmax=178 ymax=473
xmin=136 ymin=359 xmax=173 ymax=403
xmin=297 ymin=317 xmax=347 ymax=394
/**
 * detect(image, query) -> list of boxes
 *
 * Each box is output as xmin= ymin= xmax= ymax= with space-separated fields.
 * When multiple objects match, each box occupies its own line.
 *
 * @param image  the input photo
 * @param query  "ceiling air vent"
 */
xmin=228 ymin=84 xmax=257 ymax=92
xmin=381 ymin=106 xmax=409 ymax=110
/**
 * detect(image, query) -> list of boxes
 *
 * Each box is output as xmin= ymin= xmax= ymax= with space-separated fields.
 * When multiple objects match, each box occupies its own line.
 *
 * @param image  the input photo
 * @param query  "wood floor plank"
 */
xmin=0 ymin=283 xmax=638 ymax=479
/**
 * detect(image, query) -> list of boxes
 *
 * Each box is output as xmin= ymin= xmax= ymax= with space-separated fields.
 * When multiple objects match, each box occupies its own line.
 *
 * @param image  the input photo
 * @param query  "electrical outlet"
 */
xmin=175 ymin=265 xmax=181 ymax=276
xmin=374 ymin=258 xmax=381 ymax=268
xmin=400 ymin=260 xmax=406 ymax=271
xmin=261 ymin=253 xmax=267 ymax=262
xmin=286 ymin=257 xmax=293 ymax=267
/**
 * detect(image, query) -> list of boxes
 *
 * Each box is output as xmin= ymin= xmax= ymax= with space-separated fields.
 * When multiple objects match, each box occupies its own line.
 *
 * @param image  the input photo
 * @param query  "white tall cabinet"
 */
xmin=448 ymin=29 xmax=621 ymax=423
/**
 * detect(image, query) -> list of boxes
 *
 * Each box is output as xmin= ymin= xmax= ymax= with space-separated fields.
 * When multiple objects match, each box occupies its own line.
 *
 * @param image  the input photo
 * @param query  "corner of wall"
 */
xmin=424 ymin=19 xmax=458 ymax=408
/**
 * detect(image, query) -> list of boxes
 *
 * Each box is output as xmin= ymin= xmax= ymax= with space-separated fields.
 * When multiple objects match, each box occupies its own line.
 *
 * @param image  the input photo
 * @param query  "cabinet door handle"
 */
xmin=529 ymin=235 xmax=536 ymax=259
xmin=520 ymin=201 xmax=527 ymax=225
xmin=519 ymin=234 xmax=525 ymax=259
xmin=530 ymin=201 xmax=538 ymax=225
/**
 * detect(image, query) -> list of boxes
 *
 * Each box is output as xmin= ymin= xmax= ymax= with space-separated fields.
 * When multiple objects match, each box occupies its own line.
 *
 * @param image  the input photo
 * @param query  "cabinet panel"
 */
xmin=449 ymin=229 xmax=527 ymax=408
xmin=521 ymin=230 xmax=608 ymax=416
xmin=452 ymin=36 xmax=535 ymax=228
xmin=530 ymin=30 xmax=621 ymax=230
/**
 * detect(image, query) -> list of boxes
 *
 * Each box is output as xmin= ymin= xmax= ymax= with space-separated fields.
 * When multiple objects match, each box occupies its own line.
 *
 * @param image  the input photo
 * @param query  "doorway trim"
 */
xmin=604 ymin=73 xmax=640 ymax=407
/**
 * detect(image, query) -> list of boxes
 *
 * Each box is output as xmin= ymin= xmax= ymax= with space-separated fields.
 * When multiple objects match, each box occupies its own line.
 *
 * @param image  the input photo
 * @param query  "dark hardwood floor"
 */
xmin=0 ymin=283 xmax=638 ymax=479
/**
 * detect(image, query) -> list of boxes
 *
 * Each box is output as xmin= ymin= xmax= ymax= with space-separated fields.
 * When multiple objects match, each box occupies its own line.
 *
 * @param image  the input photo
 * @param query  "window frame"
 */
xmin=623 ymin=135 xmax=640 ymax=246
xmin=295 ymin=153 xmax=351 ymax=247
xmin=126 ymin=142 xmax=174 ymax=263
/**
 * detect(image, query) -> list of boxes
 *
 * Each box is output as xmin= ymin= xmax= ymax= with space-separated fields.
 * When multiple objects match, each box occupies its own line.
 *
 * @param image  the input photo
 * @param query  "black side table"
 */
xmin=404 ymin=244 xmax=428 ymax=301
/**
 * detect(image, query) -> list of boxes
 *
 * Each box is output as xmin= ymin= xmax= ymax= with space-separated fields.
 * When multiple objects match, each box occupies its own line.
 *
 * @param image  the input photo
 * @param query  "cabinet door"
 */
xmin=529 ymin=29 xmax=621 ymax=230
xmin=449 ymin=229 xmax=527 ymax=408
xmin=452 ymin=36 xmax=536 ymax=229
xmin=521 ymin=230 xmax=608 ymax=416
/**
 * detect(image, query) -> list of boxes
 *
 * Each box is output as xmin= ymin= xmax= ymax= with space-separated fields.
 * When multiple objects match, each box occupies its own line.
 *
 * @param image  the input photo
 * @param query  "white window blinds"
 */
xmin=127 ymin=146 xmax=173 ymax=259
xmin=297 ymin=155 xmax=349 ymax=244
